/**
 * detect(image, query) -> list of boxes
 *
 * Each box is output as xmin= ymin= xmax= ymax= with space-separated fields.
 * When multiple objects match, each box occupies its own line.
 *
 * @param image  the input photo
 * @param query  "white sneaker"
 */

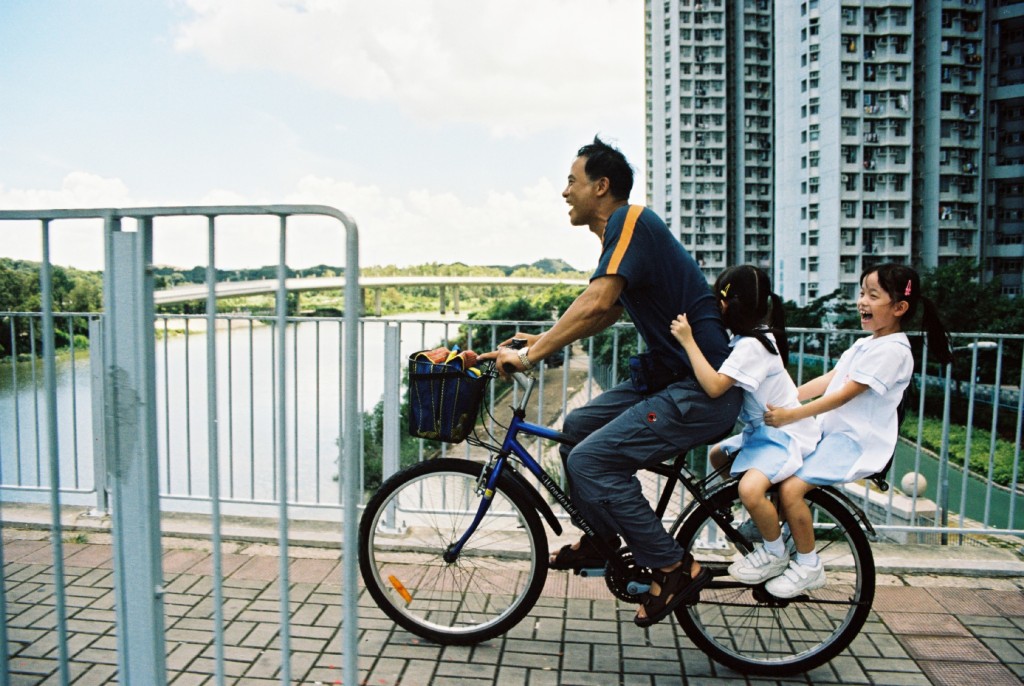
xmin=727 ymin=543 xmax=791 ymax=584
xmin=764 ymin=559 xmax=826 ymax=598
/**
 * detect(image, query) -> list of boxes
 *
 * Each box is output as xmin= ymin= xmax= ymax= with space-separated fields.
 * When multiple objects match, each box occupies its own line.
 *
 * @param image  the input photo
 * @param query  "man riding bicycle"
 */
xmin=482 ymin=136 xmax=741 ymax=627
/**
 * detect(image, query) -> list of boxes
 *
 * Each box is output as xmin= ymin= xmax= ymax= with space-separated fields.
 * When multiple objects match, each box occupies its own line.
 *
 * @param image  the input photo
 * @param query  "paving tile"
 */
xmin=902 ymin=635 xmax=997 ymax=663
xmin=873 ymin=586 xmax=945 ymax=613
xmin=184 ymin=552 xmax=250 ymax=577
xmin=918 ymin=660 xmax=1023 ymax=686
xmin=925 ymin=586 xmax=1005 ymax=616
xmin=288 ymin=557 xmax=336 ymax=584
xmin=1 ymin=539 xmax=50 ymax=562
xmin=878 ymin=611 xmax=972 ymax=636
xmin=230 ymin=555 xmax=283 ymax=581
xmin=14 ymin=543 xmax=84 ymax=565
xmin=70 ymin=663 xmax=119 ymax=686
xmin=977 ymin=589 xmax=1024 ymax=616
xmin=65 ymin=544 xmax=114 ymax=569
xmin=162 ymin=549 xmax=210 ymax=574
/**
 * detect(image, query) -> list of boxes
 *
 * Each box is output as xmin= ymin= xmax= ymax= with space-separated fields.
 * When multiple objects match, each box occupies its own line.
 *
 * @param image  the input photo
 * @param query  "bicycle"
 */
xmin=359 ymin=355 xmax=883 ymax=676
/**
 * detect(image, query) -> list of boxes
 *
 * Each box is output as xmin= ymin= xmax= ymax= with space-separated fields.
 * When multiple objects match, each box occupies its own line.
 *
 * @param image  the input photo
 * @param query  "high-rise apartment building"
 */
xmin=778 ymin=1 xmax=919 ymax=303
xmin=986 ymin=0 xmax=1024 ymax=296
xmin=646 ymin=0 xmax=1023 ymax=303
xmin=645 ymin=0 xmax=774 ymax=283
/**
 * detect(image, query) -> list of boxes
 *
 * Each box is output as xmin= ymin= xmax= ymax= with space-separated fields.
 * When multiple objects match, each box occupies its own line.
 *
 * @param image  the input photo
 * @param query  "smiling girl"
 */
xmin=762 ymin=263 xmax=953 ymax=597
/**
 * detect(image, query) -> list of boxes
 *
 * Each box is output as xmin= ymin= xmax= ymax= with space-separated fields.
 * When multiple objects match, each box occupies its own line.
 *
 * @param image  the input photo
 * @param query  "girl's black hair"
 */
xmin=713 ymin=265 xmax=789 ymax=361
xmin=861 ymin=263 xmax=954 ymax=365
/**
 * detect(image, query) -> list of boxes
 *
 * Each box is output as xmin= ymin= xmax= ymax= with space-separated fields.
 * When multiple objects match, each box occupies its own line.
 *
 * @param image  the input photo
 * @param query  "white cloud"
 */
xmin=283 ymin=174 xmax=598 ymax=270
xmin=173 ymin=0 xmax=643 ymax=136
xmin=0 ymin=171 xmax=599 ymax=272
xmin=0 ymin=172 xmax=133 ymax=209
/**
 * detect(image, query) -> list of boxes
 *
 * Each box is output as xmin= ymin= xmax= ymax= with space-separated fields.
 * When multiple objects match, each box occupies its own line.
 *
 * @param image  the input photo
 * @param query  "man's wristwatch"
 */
xmin=517 ymin=346 xmax=535 ymax=370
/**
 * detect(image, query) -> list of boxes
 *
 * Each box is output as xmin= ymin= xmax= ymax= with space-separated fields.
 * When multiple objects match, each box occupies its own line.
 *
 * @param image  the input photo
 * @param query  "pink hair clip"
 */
xmin=904 ymin=279 xmax=912 ymax=297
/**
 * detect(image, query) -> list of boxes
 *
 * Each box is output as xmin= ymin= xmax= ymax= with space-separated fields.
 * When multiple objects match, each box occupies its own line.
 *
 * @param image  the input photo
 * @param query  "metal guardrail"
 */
xmin=4 ymin=311 xmax=1022 ymax=530
xmin=2 ymin=246 xmax=1023 ymax=680
xmin=0 ymin=206 xmax=361 ymax=686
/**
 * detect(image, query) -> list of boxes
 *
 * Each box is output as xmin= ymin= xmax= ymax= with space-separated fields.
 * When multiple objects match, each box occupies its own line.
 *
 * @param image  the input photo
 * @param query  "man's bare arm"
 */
xmin=482 ymin=275 xmax=625 ymax=373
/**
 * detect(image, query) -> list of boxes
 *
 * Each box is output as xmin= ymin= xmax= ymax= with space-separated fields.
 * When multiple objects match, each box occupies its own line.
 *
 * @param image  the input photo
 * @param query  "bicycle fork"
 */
xmin=441 ymin=453 xmax=510 ymax=563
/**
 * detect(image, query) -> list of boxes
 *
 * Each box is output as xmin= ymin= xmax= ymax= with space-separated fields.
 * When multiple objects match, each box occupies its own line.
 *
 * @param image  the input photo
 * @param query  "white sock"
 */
xmin=763 ymin=535 xmax=786 ymax=558
xmin=796 ymin=550 xmax=820 ymax=568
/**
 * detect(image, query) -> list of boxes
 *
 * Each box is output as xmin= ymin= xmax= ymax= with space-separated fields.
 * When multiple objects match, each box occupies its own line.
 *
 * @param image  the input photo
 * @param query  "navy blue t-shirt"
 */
xmin=593 ymin=205 xmax=730 ymax=373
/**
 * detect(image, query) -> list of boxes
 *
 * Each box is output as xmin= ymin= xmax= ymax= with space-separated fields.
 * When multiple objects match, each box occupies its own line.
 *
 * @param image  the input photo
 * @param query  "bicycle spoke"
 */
xmin=360 ymin=459 xmax=548 ymax=644
xmin=675 ymin=485 xmax=874 ymax=676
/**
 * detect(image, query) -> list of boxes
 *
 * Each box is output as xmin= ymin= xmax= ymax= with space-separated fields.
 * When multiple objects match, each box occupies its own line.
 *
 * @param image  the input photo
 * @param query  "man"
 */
xmin=486 ymin=136 xmax=740 ymax=627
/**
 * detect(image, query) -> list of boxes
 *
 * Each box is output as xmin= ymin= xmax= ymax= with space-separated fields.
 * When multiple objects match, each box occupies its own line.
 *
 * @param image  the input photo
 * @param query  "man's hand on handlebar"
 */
xmin=476 ymin=333 xmax=538 ymax=379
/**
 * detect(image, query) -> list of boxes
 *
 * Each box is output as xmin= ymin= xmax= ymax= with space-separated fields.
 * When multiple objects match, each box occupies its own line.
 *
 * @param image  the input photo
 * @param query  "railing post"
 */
xmin=382 ymin=323 xmax=400 ymax=482
xmin=103 ymin=215 xmax=167 ymax=684
xmin=88 ymin=317 xmax=108 ymax=515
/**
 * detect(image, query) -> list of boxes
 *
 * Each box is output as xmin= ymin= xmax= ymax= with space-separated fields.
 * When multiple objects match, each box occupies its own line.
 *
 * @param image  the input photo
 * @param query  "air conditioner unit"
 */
xmin=842 ymin=174 xmax=850 ymax=182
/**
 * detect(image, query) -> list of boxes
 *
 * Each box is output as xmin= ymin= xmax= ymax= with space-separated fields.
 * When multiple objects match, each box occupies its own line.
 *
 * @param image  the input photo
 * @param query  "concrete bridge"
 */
xmin=154 ymin=274 xmax=589 ymax=315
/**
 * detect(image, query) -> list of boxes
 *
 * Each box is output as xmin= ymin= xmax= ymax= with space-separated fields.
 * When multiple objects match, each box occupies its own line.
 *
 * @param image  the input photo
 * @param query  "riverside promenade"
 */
xmin=3 ymin=517 xmax=1024 ymax=686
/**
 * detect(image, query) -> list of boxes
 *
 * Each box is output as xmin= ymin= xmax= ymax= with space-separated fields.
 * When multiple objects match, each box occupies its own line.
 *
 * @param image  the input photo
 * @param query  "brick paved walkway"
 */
xmin=3 ymin=535 xmax=1024 ymax=685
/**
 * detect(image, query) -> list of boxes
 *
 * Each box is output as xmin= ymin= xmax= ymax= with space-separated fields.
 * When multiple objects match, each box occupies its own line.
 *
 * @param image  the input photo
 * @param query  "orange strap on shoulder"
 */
xmin=607 ymin=205 xmax=642 ymax=275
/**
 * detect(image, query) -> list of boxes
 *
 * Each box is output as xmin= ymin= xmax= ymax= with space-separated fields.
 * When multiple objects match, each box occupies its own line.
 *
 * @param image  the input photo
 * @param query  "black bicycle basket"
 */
xmin=407 ymin=350 xmax=488 ymax=444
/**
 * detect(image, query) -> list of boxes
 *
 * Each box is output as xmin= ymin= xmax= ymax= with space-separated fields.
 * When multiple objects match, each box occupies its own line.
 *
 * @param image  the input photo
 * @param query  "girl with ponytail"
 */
xmin=763 ymin=262 xmax=953 ymax=598
xmin=672 ymin=265 xmax=821 ymax=586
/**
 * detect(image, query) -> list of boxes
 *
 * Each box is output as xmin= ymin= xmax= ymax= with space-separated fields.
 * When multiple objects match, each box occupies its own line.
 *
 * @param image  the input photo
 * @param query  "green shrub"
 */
xmin=903 ymin=412 xmax=1019 ymax=487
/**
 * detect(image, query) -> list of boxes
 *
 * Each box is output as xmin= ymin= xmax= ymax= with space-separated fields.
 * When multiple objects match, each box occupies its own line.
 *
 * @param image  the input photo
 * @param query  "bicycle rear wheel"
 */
xmin=674 ymin=484 xmax=875 ymax=676
xmin=359 ymin=458 xmax=548 ymax=645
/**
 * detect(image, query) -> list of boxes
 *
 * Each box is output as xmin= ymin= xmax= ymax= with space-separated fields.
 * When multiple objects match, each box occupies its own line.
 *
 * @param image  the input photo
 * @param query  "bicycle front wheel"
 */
xmin=674 ymin=484 xmax=875 ymax=676
xmin=359 ymin=458 xmax=548 ymax=645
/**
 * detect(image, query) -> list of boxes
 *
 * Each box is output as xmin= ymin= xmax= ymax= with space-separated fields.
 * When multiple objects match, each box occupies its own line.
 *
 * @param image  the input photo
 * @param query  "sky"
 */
xmin=0 ymin=0 xmax=646 ymax=272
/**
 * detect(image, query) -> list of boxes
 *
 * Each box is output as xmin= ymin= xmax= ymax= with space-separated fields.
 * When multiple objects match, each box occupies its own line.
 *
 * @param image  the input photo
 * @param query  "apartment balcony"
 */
xmin=864 ymin=239 xmax=910 ymax=257
xmin=988 ymin=242 xmax=1024 ymax=259
xmin=864 ymin=19 xmax=911 ymax=37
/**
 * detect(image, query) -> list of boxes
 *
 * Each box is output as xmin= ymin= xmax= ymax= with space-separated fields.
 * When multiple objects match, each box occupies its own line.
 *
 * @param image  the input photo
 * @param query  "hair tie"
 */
xmin=904 ymin=280 xmax=912 ymax=297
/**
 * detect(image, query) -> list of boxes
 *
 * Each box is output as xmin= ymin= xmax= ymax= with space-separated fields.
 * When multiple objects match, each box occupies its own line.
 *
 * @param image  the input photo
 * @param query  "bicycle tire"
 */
xmin=673 ymin=484 xmax=875 ymax=676
xmin=359 ymin=458 xmax=549 ymax=645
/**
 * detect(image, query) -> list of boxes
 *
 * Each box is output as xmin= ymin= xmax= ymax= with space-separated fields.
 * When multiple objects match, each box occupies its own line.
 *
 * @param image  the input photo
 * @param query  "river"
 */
xmin=2 ymin=314 xmax=1021 ymax=533
xmin=0 ymin=315 xmax=463 ymax=511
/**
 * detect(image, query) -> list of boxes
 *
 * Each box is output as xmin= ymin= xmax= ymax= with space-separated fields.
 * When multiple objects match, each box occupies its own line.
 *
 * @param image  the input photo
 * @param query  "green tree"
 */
xmin=921 ymin=259 xmax=1023 ymax=334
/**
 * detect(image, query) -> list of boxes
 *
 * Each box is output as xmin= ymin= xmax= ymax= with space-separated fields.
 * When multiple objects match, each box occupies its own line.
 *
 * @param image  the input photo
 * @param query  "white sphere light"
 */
xmin=900 ymin=472 xmax=927 ymax=494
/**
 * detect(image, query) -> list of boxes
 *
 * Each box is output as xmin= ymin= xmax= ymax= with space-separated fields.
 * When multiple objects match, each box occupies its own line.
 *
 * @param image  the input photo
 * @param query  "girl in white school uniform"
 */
xmin=671 ymin=265 xmax=821 ymax=585
xmin=763 ymin=263 xmax=953 ymax=597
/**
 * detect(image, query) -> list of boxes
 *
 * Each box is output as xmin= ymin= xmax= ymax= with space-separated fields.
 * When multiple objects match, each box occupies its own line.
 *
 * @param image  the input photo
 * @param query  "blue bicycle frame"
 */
xmin=443 ymin=370 xmax=598 ymax=562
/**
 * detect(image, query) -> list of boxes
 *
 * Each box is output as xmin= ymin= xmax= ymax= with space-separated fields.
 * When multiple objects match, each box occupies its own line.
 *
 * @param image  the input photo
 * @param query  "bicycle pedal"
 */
xmin=576 ymin=567 xmax=605 ymax=577
xmin=626 ymin=581 xmax=651 ymax=595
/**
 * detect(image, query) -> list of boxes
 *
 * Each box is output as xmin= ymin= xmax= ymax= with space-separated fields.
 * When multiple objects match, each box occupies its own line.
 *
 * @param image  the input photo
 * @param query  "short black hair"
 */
xmin=576 ymin=135 xmax=634 ymax=201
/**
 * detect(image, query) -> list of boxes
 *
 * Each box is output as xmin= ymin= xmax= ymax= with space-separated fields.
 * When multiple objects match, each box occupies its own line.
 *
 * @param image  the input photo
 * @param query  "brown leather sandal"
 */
xmin=634 ymin=553 xmax=710 ymax=627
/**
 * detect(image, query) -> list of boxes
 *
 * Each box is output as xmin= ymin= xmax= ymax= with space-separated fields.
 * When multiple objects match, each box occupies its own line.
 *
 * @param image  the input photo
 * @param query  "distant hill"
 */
xmin=509 ymin=258 xmax=581 ymax=274
xmin=148 ymin=258 xmax=584 ymax=288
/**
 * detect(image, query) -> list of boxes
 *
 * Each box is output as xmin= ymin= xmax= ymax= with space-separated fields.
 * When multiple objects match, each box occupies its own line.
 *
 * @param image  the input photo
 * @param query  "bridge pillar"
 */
xmin=439 ymin=285 xmax=446 ymax=315
xmin=360 ymin=287 xmax=367 ymax=315
xmin=453 ymin=285 xmax=460 ymax=315
xmin=374 ymin=289 xmax=382 ymax=316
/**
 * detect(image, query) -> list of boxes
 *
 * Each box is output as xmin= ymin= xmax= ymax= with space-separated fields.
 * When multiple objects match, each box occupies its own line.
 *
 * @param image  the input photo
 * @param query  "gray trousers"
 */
xmin=559 ymin=378 xmax=741 ymax=569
